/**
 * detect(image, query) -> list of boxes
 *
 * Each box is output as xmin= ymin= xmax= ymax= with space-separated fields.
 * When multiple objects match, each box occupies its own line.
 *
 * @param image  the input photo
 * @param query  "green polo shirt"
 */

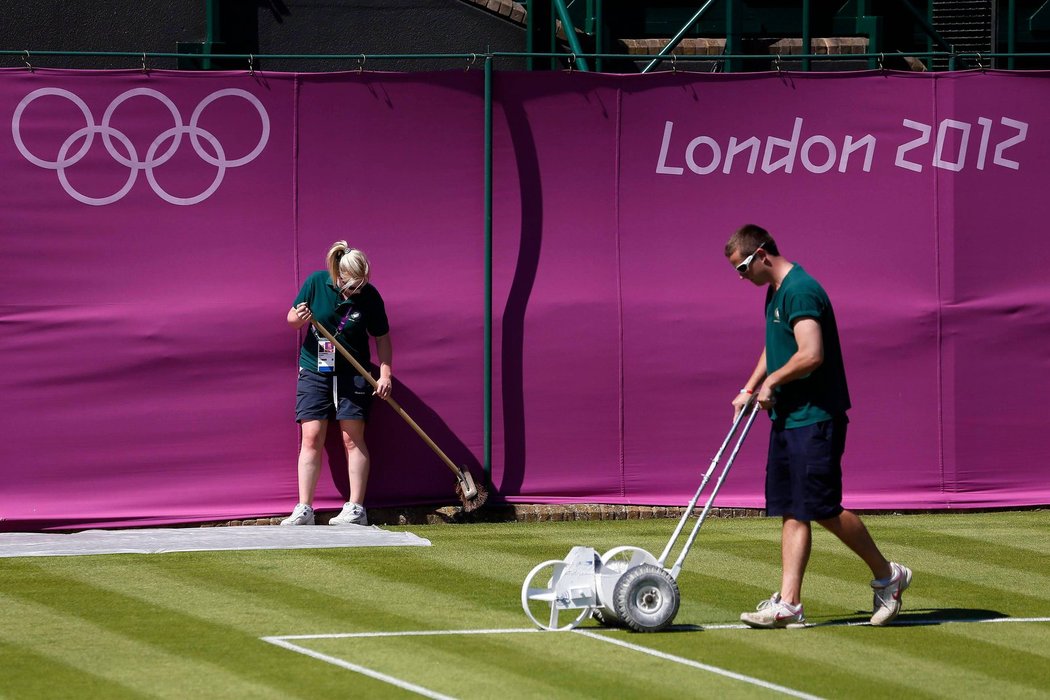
xmin=764 ymin=264 xmax=851 ymax=428
xmin=293 ymin=271 xmax=390 ymax=376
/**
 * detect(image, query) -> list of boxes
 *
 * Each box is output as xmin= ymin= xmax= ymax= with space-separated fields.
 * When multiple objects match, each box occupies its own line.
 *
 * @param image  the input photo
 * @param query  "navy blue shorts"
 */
xmin=295 ymin=368 xmax=373 ymax=423
xmin=765 ymin=417 xmax=847 ymax=522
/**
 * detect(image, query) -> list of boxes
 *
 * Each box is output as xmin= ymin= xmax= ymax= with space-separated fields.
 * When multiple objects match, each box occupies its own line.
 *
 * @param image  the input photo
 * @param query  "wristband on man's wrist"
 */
xmin=739 ymin=388 xmax=754 ymax=395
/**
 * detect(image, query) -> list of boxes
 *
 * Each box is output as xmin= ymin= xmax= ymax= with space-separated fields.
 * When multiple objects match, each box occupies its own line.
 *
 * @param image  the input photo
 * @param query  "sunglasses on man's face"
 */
xmin=735 ymin=247 xmax=763 ymax=274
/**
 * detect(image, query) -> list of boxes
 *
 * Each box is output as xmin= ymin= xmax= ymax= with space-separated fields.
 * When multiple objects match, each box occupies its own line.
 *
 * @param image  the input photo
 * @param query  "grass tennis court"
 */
xmin=2 ymin=511 xmax=1048 ymax=698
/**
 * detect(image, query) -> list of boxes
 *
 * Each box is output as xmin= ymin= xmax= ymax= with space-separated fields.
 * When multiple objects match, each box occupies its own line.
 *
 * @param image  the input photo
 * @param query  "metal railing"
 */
xmin=6 ymin=48 xmax=1050 ymax=71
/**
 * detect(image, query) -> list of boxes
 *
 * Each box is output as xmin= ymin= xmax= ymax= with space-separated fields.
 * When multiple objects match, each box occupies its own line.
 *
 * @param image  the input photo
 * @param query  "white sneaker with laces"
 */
xmin=870 ymin=562 xmax=912 ymax=626
xmin=329 ymin=502 xmax=368 ymax=526
xmin=280 ymin=503 xmax=315 ymax=526
xmin=740 ymin=592 xmax=805 ymax=629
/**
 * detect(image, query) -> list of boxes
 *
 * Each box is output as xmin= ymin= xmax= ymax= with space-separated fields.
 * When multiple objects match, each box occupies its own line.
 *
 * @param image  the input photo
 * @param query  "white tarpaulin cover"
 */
xmin=0 ymin=525 xmax=431 ymax=557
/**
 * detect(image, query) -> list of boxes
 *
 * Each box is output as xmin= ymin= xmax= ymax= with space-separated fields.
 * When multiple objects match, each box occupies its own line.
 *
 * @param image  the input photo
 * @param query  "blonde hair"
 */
xmin=326 ymin=241 xmax=371 ymax=294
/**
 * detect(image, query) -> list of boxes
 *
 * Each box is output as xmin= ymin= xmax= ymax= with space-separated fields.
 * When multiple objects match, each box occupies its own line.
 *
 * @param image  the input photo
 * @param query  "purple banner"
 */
xmin=1 ymin=68 xmax=1047 ymax=530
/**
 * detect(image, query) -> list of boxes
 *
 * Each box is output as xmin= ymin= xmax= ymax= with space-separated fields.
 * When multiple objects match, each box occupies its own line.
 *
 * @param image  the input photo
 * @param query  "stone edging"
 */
xmin=204 ymin=504 xmax=764 ymax=527
xmin=202 ymin=503 xmax=1045 ymax=528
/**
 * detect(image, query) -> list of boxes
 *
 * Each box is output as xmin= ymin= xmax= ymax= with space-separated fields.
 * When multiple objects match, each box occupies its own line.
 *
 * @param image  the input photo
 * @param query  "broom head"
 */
xmin=454 ymin=469 xmax=489 ymax=512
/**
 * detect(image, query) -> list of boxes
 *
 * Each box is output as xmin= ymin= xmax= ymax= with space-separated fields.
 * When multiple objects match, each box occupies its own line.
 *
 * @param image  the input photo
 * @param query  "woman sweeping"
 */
xmin=281 ymin=241 xmax=392 ymax=526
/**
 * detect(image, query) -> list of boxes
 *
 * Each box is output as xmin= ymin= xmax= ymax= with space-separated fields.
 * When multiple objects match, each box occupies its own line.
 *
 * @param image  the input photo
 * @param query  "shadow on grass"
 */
xmin=808 ymin=608 xmax=1009 ymax=628
xmin=581 ymin=608 xmax=1014 ymax=634
xmin=882 ymin=608 xmax=1009 ymax=626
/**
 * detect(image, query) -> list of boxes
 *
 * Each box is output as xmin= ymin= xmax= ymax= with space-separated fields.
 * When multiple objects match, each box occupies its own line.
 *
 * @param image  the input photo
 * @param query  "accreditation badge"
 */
xmin=317 ymin=338 xmax=336 ymax=373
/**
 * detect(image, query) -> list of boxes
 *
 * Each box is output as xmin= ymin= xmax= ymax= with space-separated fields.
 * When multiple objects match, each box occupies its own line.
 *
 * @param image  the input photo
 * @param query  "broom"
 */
xmin=311 ymin=320 xmax=488 ymax=512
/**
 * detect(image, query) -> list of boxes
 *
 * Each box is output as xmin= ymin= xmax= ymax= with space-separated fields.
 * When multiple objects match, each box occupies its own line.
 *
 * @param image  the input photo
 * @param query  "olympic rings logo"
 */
xmin=11 ymin=87 xmax=270 ymax=206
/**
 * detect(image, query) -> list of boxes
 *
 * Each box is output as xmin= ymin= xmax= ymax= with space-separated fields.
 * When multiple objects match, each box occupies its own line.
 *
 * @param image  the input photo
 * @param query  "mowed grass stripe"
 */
xmin=919 ymin=513 xmax=1050 ymax=554
xmin=135 ymin=544 xmax=528 ymax=639
xmin=1 ymin=563 xmax=330 ymax=699
xmin=0 ymin=639 xmax=142 ymax=699
xmin=910 ymin=622 xmax=1050 ymax=688
xmin=49 ymin=553 xmax=360 ymax=641
xmin=883 ymin=538 xmax=1050 ymax=594
xmin=141 ymin=550 xmax=505 ymax=644
xmin=257 ymin=552 xmax=530 ymax=631
xmin=901 ymin=551 xmax=1050 ymax=602
xmin=133 ymin=550 xmax=422 ymax=633
xmin=935 ymin=619 xmax=1050 ymax=659
xmin=911 ymin=523 xmax=1050 ymax=559
xmin=432 ymin=519 xmax=780 ymax=564
xmin=308 ymin=539 xmax=544 ymax=594
xmin=0 ymin=593 xmax=287 ymax=700
xmin=843 ymin=625 xmax=1050 ymax=698
xmin=842 ymin=626 xmax=1050 ymax=697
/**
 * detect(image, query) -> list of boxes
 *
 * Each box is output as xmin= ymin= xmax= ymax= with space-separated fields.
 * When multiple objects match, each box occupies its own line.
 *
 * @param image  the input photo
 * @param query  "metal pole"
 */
xmin=642 ymin=0 xmax=717 ymax=73
xmin=1008 ymin=0 xmax=1016 ymax=69
xmin=203 ymin=0 xmax=220 ymax=70
xmin=594 ymin=0 xmax=604 ymax=73
xmin=726 ymin=0 xmax=739 ymax=73
xmin=483 ymin=54 xmax=494 ymax=479
xmin=802 ymin=0 xmax=812 ymax=71
xmin=551 ymin=0 xmax=591 ymax=70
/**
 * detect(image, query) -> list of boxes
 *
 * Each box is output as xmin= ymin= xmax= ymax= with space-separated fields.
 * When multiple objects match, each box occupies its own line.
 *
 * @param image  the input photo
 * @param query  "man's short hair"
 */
xmin=725 ymin=224 xmax=780 ymax=258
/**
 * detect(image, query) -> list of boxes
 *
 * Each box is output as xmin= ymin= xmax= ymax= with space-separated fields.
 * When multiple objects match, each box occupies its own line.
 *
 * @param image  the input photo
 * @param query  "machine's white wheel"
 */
xmin=594 ymin=546 xmax=659 ymax=626
xmin=521 ymin=559 xmax=592 ymax=631
xmin=613 ymin=564 xmax=681 ymax=633
xmin=600 ymin=546 xmax=658 ymax=573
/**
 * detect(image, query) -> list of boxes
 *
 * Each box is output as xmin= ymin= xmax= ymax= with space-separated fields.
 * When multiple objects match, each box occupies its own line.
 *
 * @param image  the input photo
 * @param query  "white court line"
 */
xmin=573 ymin=629 xmax=822 ymax=700
xmin=263 ymin=627 xmax=818 ymax=699
xmin=262 ymin=636 xmax=457 ymax=700
xmin=269 ymin=627 xmax=539 ymax=641
xmin=262 ymin=617 xmax=1050 ymax=699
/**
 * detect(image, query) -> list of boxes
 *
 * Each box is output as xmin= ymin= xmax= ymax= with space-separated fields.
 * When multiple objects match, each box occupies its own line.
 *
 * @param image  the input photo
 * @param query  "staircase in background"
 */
xmin=931 ymin=0 xmax=994 ymax=68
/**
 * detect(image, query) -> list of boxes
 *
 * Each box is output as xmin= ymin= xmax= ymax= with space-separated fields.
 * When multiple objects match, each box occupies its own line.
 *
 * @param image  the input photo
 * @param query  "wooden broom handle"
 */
xmin=310 ymin=319 xmax=465 ymax=477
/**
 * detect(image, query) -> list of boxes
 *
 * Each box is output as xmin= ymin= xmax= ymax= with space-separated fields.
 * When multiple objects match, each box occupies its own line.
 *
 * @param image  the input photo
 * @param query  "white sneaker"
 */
xmin=740 ymin=592 xmax=805 ymax=628
xmin=329 ymin=502 xmax=368 ymax=526
xmin=871 ymin=562 xmax=912 ymax=626
xmin=280 ymin=503 xmax=315 ymax=526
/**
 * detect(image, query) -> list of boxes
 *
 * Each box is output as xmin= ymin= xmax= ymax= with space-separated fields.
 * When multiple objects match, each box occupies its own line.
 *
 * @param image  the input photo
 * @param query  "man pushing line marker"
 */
xmin=724 ymin=224 xmax=912 ymax=629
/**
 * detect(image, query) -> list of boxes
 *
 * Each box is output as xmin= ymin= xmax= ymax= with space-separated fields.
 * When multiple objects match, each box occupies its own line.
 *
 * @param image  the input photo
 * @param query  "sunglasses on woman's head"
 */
xmin=341 ymin=279 xmax=365 ymax=296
